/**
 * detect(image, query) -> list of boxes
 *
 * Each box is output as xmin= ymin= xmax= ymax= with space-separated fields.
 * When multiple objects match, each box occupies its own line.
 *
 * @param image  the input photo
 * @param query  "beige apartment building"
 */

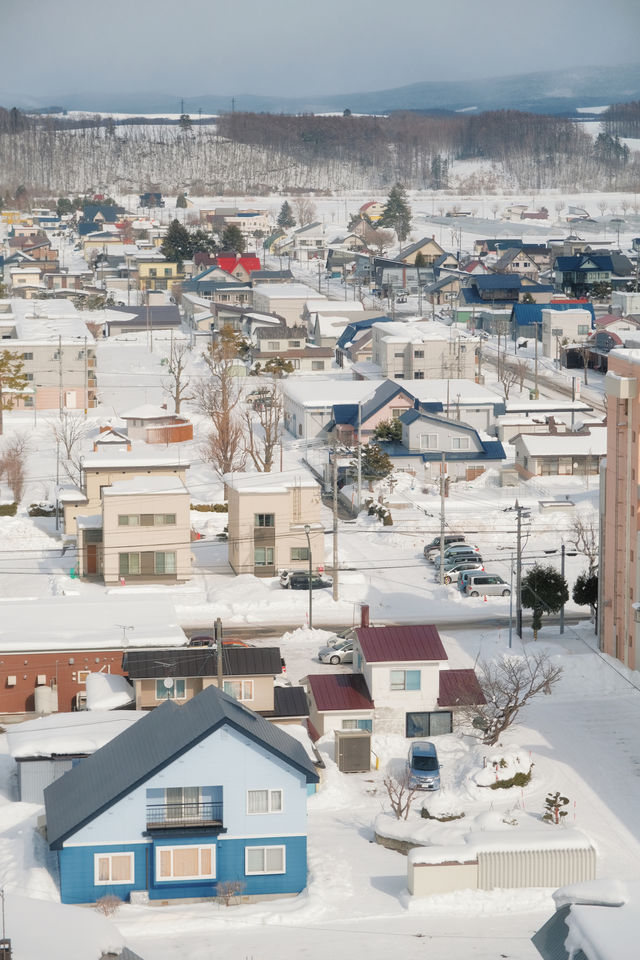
xmin=601 ymin=350 xmax=640 ymax=670
xmin=252 ymin=283 xmax=324 ymax=326
xmin=370 ymin=320 xmax=478 ymax=381
xmin=225 ymin=470 xmax=324 ymax=577
xmin=0 ymin=299 xmax=97 ymax=410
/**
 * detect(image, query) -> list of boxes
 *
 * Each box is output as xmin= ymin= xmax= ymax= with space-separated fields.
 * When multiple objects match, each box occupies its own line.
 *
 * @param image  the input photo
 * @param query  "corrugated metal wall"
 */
xmin=18 ymin=759 xmax=73 ymax=804
xmin=478 ymin=847 xmax=596 ymax=890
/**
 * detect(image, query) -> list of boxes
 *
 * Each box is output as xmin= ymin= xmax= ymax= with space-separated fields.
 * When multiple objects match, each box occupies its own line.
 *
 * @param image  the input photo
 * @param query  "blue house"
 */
xmin=511 ymin=301 xmax=596 ymax=341
xmin=44 ymin=684 xmax=319 ymax=905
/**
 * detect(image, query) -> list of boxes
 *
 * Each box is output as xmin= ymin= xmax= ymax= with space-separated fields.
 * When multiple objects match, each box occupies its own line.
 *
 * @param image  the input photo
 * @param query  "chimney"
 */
xmin=548 ymin=417 xmax=557 ymax=434
xmin=360 ymin=604 xmax=370 ymax=628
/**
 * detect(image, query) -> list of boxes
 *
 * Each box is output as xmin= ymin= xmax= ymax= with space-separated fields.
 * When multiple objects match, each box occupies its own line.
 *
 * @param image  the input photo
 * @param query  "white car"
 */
xmin=317 ymin=638 xmax=354 ymax=664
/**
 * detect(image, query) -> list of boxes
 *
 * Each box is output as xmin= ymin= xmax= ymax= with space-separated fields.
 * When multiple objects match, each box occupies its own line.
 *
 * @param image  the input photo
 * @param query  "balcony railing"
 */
xmin=146 ymin=801 xmax=223 ymax=829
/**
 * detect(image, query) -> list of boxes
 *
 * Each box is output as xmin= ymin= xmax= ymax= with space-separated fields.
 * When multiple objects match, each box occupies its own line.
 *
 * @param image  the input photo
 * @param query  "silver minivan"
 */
xmin=463 ymin=574 xmax=510 ymax=597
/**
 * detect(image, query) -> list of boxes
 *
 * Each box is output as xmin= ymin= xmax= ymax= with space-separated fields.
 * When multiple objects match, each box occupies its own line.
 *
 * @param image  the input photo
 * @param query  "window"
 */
xmin=290 ymin=546 xmax=309 ymax=562
xmin=255 ymin=513 xmax=275 ymax=527
xmin=254 ymin=546 xmax=274 ymax=567
xmin=288 ymin=341 xmax=301 ymax=348
xmin=247 ymin=789 xmax=283 ymax=814
xmin=311 ymin=360 xmax=325 ymax=370
xmin=451 ymin=437 xmax=470 ymax=450
xmin=406 ymin=711 xmax=452 ymax=738
xmin=390 ymin=670 xmax=421 ymax=691
xmin=245 ymin=845 xmax=286 ymax=875
xmin=118 ymin=514 xmax=139 ymax=526
xmin=157 ymin=514 xmax=176 ymax=525
xmin=414 ymin=371 xmax=424 ymax=379
xmin=119 ymin=552 xmax=140 ymax=576
xmin=25 ymin=373 xmax=33 ymax=381
xmin=578 ymin=325 xmax=590 ymax=336
xmin=22 ymin=352 xmax=33 ymax=360
xmin=394 ymin=351 xmax=404 ymax=358
xmin=155 ymin=678 xmax=186 ymax=700
xmin=94 ymin=852 xmax=134 ymax=885
xmin=140 ymin=513 xmax=154 ymax=526
xmin=267 ymin=341 xmax=279 ymax=351
xmin=341 ymin=718 xmax=372 ymax=731
xmin=164 ymin=268 xmax=172 ymax=277
xmin=223 ymin=679 xmax=254 ymax=702
xmin=156 ymin=845 xmax=216 ymax=882
xmin=419 ymin=434 xmax=438 ymax=450
xmin=77 ymin=670 xmax=91 ymax=684
xmin=155 ymin=552 xmax=176 ymax=575
xmin=414 ymin=350 xmax=424 ymax=358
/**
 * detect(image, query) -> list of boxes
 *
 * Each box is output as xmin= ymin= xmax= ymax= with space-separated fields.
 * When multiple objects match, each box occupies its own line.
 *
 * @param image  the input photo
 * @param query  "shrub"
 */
xmin=489 ymin=768 xmax=532 ymax=790
xmin=0 ymin=503 xmax=17 ymax=516
xmin=214 ymin=880 xmax=245 ymax=906
xmin=190 ymin=503 xmax=228 ymax=513
xmin=421 ymin=808 xmax=465 ymax=822
xmin=94 ymin=894 xmax=122 ymax=916
xmin=28 ymin=503 xmax=59 ymax=517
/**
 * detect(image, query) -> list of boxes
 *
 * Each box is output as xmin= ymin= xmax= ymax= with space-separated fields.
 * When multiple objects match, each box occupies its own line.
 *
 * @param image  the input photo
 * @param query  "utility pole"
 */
xmin=84 ymin=335 xmax=88 ymax=415
xmin=55 ymin=440 xmax=60 ymax=532
xmin=439 ymin=453 xmax=446 ymax=586
xmin=58 ymin=334 xmax=63 ymax=416
xmin=332 ymin=452 xmax=339 ymax=602
xmin=215 ymin=617 xmax=224 ymax=691
xmin=534 ymin=328 xmax=539 ymax=398
xmin=516 ymin=502 xmax=524 ymax=638
xmin=357 ymin=402 xmax=362 ymax=512
xmin=560 ymin=543 xmax=566 ymax=635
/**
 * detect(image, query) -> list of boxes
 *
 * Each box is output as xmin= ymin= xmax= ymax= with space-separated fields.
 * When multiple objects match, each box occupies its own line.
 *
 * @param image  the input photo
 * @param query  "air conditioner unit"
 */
xmin=334 ymin=730 xmax=371 ymax=773
xmin=7 ymin=676 xmax=16 ymax=687
xmin=36 ymin=674 xmax=47 ymax=685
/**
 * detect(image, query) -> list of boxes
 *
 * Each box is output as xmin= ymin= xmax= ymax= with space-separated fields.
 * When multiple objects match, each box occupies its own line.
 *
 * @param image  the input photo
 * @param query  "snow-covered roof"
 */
xmin=403 ymin=378 xmax=501 ymax=404
xmin=57 ymin=485 xmax=87 ymax=503
xmin=0 ymin=597 xmax=186 ymax=652
xmin=375 ymin=319 xmax=474 ymax=343
xmin=553 ymin=878 xmax=639 ymax=960
xmin=6 ymin=709 xmax=144 ymax=758
xmin=82 ymin=448 xmax=189 ymax=470
xmin=307 ymin=300 xmax=363 ymax=313
xmin=253 ymin=283 xmax=322 ymax=299
xmin=224 ymin=469 xmax=320 ymax=493
xmin=76 ymin=513 xmax=102 ymax=529
xmin=119 ymin=403 xmax=173 ymax=420
xmin=102 ymin=475 xmax=187 ymax=496
xmin=282 ymin=378 xmax=386 ymax=407
xmin=2 ymin=297 xmax=95 ymax=342
xmin=314 ymin=315 xmax=354 ymax=337
xmin=409 ymin=827 xmax=593 ymax=865
xmin=517 ymin=429 xmax=607 ymax=457
xmin=506 ymin=399 xmax=592 ymax=413
xmin=86 ymin=672 xmax=135 ymax=710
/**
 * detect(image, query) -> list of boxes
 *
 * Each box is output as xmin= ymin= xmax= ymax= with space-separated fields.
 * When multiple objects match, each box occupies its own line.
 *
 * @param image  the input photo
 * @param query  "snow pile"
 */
xmin=86 ymin=672 xmax=135 ymax=710
xmin=6 ymin=710 xmax=143 ymax=758
xmin=409 ymin=824 xmax=594 ymax=866
xmin=5 ymin=893 xmax=124 ymax=960
xmin=473 ymin=750 xmax=532 ymax=787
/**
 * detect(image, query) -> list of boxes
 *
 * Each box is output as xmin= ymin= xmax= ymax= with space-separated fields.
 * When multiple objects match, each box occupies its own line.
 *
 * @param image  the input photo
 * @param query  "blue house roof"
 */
xmin=82 ymin=204 xmax=121 ymax=223
xmin=44 ymin=684 xmax=319 ymax=849
xmin=335 ymin=315 xmax=393 ymax=350
xmin=511 ymin=301 xmax=596 ymax=328
xmin=391 ymin=410 xmax=506 ymax=463
xmin=332 ymin=379 xmax=413 ymax=427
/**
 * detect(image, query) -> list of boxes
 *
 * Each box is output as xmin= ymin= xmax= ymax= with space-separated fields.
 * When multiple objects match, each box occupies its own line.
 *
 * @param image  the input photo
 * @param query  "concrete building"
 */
xmin=601 ymin=351 xmax=640 ymax=670
xmin=370 ymin=320 xmax=478 ymax=381
xmin=225 ymin=470 xmax=324 ymax=577
xmin=252 ymin=283 xmax=324 ymax=326
xmin=542 ymin=307 xmax=592 ymax=359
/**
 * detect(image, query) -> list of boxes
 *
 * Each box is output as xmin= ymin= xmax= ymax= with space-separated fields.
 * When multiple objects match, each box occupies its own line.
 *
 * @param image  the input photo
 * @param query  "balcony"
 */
xmin=146 ymin=801 xmax=223 ymax=830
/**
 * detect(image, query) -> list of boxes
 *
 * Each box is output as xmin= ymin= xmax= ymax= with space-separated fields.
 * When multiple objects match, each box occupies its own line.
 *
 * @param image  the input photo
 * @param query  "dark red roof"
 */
xmin=438 ymin=668 xmax=485 ymax=707
xmin=356 ymin=625 xmax=447 ymax=663
xmin=307 ymin=673 xmax=374 ymax=712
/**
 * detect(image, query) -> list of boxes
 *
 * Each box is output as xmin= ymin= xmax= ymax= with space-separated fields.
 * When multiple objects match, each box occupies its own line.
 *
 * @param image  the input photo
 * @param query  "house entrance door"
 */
xmin=86 ymin=544 xmax=97 ymax=574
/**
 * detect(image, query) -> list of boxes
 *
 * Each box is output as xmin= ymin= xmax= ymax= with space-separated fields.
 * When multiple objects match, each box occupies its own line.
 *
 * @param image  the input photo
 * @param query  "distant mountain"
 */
xmin=10 ymin=64 xmax=640 ymax=117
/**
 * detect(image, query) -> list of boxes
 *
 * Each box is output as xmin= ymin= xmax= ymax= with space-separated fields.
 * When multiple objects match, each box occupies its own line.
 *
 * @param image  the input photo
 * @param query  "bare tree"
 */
xmin=463 ymin=651 xmax=563 ymax=746
xmin=512 ymin=358 xmax=528 ymax=392
xmin=567 ymin=515 xmax=599 ymax=575
xmin=361 ymin=223 xmax=394 ymax=256
xmin=491 ymin=203 xmax=499 ymax=219
xmin=383 ymin=772 xmax=419 ymax=820
xmin=575 ymin=342 xmax=590 ymax=385
xmin=214 ymin=880 xmax=246 ymax=906
xmin=554 ymin=200 xmax=565 ymax=219
xmin=195 ymin=346 xmax=246 ymax=479
xmin=49 ymin=413 xmax=90 ymax=486
xmin=163 ymin=339 xmax=194 ymax=414
xmin=294 ymin=198 xmax=317 ymax=227
xmin=0 ymin=433 xmax=29 ymax=503
xmin=499 ymin=364 xmax=519 ymax=400
xmin=242 ymin=384 xmax=283 ymax=473
xmin=598 ymin=200 xmax=607 ymax=217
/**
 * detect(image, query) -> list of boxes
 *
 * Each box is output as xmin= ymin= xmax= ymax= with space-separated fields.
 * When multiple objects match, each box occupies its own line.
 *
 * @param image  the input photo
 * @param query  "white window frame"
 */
xmin=244 ymin=844 xmax=286 ymax=876
xmin=246 ymin=788 xmax=283 ymax=815
xmin=155 ymin=844 xmax=216 ymax=882
xmin=223 ymin=678 xmax=254 ymax=702
xmin=94 ymin=851 xmax=134 ymax=885
xmin=155 ymin=677 xmax=186 ymax=700
xmin=451 ymin=436 xmax=470 ymax=450
xmin=419 ymin=433 xmax=438 ymax=450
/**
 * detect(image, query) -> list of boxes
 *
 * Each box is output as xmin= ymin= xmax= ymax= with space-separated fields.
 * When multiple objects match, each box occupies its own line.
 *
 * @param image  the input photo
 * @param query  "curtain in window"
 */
xmin=97 ymin=856 xmax=110 ymax=882
xmin=246 ymin=847 xmax=264 ymax=872
xmin=265 ymin=847 xmax=284 ymax=872
xmin=110 ymin=854 xmax=132 ymax=882
xmin=172 ymin=847 xmax=199 ymax=877
xmin=248 ymin=790 xmax=268 ymax=814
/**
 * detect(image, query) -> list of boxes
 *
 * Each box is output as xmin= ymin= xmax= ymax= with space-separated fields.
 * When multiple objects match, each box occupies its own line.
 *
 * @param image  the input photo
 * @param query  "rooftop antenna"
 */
xmin=116 ymin=624 xmax=135 ymax=647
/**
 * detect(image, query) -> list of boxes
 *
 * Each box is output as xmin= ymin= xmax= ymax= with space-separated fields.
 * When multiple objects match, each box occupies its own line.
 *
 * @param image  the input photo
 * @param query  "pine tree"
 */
xmin=521 ymin=563 xmax=569 ymax=640
xmin=221 ymin=224 xmax=246 ymax=254
xmin=176 ymin=193 xmax=188 ymax=208
xmin=379 ymin=182 xmax=412 ymax=244
xmin=160 ymin=219 xmax=191 ymax=267
xmin=373 ymin=419 xmax=402 ymax=443
xmin=0 ymin=350 xmax=28 ymax=435
xmin=355 ymin=443 xmax=394 ymax=480
xmin=277 ymin=201 xmax=296 ymax=229
xmin=573 ymin=571 xmax=598 ymax=620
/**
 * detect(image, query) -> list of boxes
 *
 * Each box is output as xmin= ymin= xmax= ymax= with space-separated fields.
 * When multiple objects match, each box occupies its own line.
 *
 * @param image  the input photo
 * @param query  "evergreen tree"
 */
xmin=355 ymin=443 xmax=394 ymax=480
xmin=379 ymin=182 xmax=412 ymax=243
xmin=373 ymin=419 xmax=402 ymax=443
xmin=414 ymin=251 xmax=427 ymax=269
xmin=176 ymin=193 xmax=188 ymax=208
xmin=179 ymin=113 xmax=193 ymax=133
xmin=521 ymin=563 xmax=569 ymax=640
xmin=0 ymin=350 xmax=28 ymax=435
xmin=161 ymin=219 xmax=192 ymax=267
xmin=221 ymin=224 xmax=246 ymax=253
xmin=573 ymin=571 xmax=598 ymax=619
xmin=277 ymin=201 xmax=296 ymax=229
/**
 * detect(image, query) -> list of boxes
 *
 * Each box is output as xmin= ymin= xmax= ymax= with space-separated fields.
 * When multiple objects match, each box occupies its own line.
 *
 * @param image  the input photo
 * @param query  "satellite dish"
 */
xmin=163 ymin=677 xmax=174 ymax=689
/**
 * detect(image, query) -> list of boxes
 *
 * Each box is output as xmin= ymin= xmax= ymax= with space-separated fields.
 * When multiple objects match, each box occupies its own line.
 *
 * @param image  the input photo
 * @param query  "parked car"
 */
xmin=317 ymin=638 xmax=354 ymax=664
xmin=280 ymin=571 xmax=333 ymax=590
xmin=321 ymin=627 xmax=357 ymax=648
xmin=463 ymin=574 xmax=511 ymax=597
xmin=189 ymin=635 xmax=251 ymax=648
xmin=433 ymin=545 xmax=481 ymax=568
xmin=423 ymin=534 xmax=465 ymax=557
xmin=407 ymin=741 xmax=441 ymax=791
xmin=436 ymin=560 xmax=485 ymax=585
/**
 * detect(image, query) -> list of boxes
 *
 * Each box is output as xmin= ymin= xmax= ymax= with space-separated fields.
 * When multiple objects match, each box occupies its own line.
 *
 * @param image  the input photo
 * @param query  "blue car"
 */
xmin=407 ymin=740 xmax=441 ymax=791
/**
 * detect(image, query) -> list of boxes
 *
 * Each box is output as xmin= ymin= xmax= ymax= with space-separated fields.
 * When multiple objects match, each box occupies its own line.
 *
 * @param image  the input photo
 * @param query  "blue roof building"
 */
xmin=44 ymin=684 xmax=318 ymax=905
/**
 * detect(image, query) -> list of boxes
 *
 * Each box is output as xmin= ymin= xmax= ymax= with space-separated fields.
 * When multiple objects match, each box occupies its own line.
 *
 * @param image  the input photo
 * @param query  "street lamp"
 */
xmin=304 ymin=524 xmax=313 ymax=629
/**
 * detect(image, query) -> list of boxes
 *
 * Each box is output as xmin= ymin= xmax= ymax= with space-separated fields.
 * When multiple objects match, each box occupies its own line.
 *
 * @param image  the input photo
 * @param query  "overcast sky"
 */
xmin=3 ymin=0 xmax=640 ymax=103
